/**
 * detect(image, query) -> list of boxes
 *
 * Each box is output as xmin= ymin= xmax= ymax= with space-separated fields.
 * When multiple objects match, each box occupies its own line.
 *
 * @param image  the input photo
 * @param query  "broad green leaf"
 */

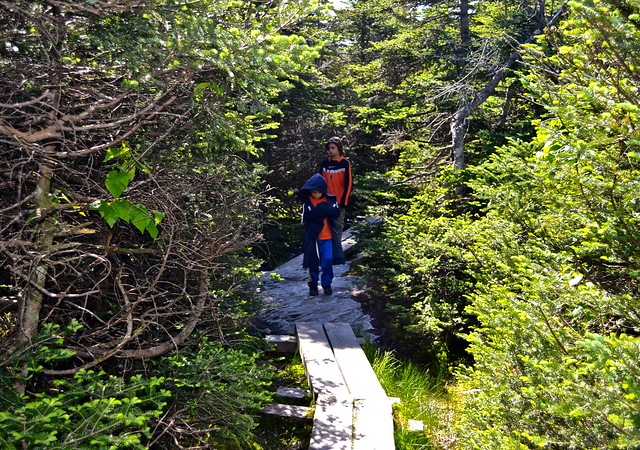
xmin=130 ymin=207 xmax=152 ymax=234
xmin=112 ymin=199 xmax=133 ymax=223
xmin=146 ymin=222 xmax=159 ymax=239
xmin=105 ymin=170 xmax=133 ymax=199
xmin=93 ymin=202 xmax=119 ymax=228
xmin=104 ymin=144 xmax=131 ymax=162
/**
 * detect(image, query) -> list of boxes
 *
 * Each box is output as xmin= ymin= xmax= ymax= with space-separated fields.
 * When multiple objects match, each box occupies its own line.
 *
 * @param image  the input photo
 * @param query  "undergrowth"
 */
xmin=253 ymin=351 xmax=312 ymax=449
xmin=364 ymin=341 xmax=459 ymax=450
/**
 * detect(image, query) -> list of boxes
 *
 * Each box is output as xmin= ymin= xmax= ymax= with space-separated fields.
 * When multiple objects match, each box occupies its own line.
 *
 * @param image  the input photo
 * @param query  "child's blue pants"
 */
xmin=308 ymin=239 xmax=333 ymax=287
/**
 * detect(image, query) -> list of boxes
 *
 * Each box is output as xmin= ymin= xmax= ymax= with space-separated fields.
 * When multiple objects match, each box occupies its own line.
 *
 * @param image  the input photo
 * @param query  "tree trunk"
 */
xmin=459 ymin=0 xmax=471 ymax=45
xmin=538 ymin=0 xmax=547 ymax=28
xmin=18 ymin=163 xmax=54 ymax=345
xmin=14 ymin=162 xmax=55 ymax=394
xmin=450 ymin=3 xmax=568 ymax=177
xmin=496 ymin=81 xmax=516 ymax=130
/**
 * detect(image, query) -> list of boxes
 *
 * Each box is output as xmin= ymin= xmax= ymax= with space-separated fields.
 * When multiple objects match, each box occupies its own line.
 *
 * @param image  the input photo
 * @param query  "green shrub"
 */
xmin=0 ymin=323 xmax=170 ymax=449
xmin=151 ymin=336 xmax=273 ymax=448
xmin=456 ymin=252 xmax=640 ymax=448
xmin=0 ymin=319 xmax=277 ymax=449
xmin=355 ymin=189 xmax=478 ymax=370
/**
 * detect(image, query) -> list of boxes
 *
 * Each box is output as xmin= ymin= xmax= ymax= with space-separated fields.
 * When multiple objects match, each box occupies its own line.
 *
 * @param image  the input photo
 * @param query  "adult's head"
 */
xmin=325 ymin=136 xmax=344 ymax=157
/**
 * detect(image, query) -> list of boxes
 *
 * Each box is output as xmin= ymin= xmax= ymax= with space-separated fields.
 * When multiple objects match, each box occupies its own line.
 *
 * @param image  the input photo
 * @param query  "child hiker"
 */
xmin=298 ymin=173 xmax=345 ymax=296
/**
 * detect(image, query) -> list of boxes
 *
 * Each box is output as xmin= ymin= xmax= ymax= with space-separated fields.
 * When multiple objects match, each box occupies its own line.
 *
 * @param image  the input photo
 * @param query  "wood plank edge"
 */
xmin=407 ymin=419 xmax=424 ymax=432
xmin=265 ymin=334 xmax=298 ymax=353
xmin=263 ymin=403 xmax=313 ymax=420
xmin=276 ymin=386 xmax=311 ymax=399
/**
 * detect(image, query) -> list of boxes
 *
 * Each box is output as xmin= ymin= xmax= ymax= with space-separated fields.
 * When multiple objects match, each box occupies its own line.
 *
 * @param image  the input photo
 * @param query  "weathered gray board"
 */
xmin=296 ymin=322 xmax=395 ymax=450
xmin=296 ymin=322 xmax=353 ymax=449
xmin=323 ymin=322 xmax=395 ymax=450
xmin=323 ymin=322 xmax=387 ymax=399
xmin=296 ymin=322 xmax=351 ymax=400
xmin=263 ymin=403 xmax=312 ymax=420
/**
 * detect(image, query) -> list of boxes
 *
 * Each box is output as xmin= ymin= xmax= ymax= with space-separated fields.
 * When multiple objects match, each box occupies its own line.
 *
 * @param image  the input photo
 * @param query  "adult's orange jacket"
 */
xmin=319 ymin=156 xmax=353 ymax=207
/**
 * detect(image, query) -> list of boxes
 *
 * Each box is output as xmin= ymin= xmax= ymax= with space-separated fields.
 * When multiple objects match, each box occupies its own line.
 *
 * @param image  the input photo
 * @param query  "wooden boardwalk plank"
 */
xmin=324 ymin=322 xmax=395 ymax=450
xmin=265 ymin=334 xmax=298 ymax=353
xmin=353 ymin=398 xmax=395 ymax=450
xmin=275 ymin=387 xmax=310 ymax=400
xmin=297 ymin=322 xmax=396 ymax=449
xmin=309 ymin=396 xmax=353 ymax=450
xmin=296 ymin=322 xmax=349 ymax=400
xmin=263 ymin=403 xmax=313 ymax=420
xmin=323 ymin=322 xmax=387 ymax=400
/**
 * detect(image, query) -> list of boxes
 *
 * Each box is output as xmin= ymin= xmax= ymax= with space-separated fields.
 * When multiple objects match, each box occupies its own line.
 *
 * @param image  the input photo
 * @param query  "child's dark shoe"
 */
xmin=309 ymin=285 xmax=319 ymax=296
xmin=322 ymin=285 xmax=332 ymax=295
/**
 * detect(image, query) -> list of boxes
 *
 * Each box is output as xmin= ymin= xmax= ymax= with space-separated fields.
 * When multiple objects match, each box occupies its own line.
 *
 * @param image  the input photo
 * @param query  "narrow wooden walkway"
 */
xmin=295 ymin=322 xmax=395 ymax=450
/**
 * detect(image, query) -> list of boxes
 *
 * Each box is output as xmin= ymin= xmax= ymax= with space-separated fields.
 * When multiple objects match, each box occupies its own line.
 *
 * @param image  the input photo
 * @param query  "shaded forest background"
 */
xmin=1 ymin=0 xmax=639 ymax=448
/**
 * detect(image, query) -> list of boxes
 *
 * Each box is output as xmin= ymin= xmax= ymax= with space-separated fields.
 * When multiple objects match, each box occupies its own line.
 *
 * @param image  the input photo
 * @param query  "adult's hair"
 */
xmin=325 ymin=136 xmax=344 ymax=156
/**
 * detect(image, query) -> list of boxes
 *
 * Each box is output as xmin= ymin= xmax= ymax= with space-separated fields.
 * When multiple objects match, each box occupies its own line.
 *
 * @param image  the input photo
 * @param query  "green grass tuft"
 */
xmin=364 ymin=341 xmax=459 ymax=449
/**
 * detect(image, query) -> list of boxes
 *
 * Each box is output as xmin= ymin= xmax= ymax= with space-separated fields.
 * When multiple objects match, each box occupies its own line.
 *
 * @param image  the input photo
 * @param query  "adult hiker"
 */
xmin=319 ymin=136 xmax=353 ymax=240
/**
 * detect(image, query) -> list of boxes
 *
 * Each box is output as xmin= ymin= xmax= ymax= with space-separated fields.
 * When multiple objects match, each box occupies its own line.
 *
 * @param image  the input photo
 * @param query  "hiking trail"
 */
xmin=256 ymin=226 xmax=376 ymax=338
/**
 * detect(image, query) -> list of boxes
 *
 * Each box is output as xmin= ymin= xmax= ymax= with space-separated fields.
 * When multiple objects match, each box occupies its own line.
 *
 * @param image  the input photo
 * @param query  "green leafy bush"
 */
xmin=354 ymin=179 xmax=477 ymax=369
xmin=150 ymin=336 xmax=273 ymax=448
xmin=0 ymin=323 xmax=170 ymax=449
xmin=454 ymin=0 xmax=640 ymax=442
xmin=456 ymin=250 xmax=640 ymax=448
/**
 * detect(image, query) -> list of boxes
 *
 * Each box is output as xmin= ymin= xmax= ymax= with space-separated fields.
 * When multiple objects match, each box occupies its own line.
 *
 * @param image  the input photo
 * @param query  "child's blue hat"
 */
xmin=298 ymin=174 xmax=336 ymax=202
